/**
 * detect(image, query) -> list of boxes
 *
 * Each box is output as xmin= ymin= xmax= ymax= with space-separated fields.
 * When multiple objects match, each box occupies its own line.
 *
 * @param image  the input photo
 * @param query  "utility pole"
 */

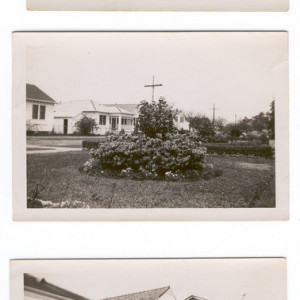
xmin=209 ymin=103 xmax=219 ymax=128
xmin=144 ymin=75 xmax=163 ymax=101
xmin=235 ymin=113 xmax=237 ymax=125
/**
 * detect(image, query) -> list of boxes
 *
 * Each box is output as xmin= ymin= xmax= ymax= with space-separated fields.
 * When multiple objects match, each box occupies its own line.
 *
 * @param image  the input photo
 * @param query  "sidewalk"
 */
xmin=27 ymin=145 xmax=82 ymax=154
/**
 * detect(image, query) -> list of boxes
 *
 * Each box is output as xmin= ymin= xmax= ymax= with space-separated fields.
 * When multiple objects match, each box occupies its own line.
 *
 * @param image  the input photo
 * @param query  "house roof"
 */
xmin=102 ymin=287 xmax=171 ymax=300
xmin=26 ymin=84 xmax=56 ymax=104
xmin=103 ymin=104 xmax=139 ymax=114
xmin=54 ymin=100 xmax=135 ymax=118
xmin=24 ymin=274 xmax=90 ymax=300
xmin=184 ymin=295 xmax=207 ymax=300
xmin=54 ymin=100 xmax=97 ymax=118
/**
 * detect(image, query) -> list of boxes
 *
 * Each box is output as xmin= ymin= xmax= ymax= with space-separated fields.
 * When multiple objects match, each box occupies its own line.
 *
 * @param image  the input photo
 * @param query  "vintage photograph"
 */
xmin=13 ymin=32 xmax=289 ymax=221
xmin=26 ymin=0 xmax=289 ymax=11
xmin=10 ymin=259 xmax=286 ymax=300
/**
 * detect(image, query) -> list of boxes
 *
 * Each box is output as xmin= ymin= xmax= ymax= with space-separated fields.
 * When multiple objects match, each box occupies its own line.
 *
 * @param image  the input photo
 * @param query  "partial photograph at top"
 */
xmin=27 ymin=0 xmax=289 ymax=12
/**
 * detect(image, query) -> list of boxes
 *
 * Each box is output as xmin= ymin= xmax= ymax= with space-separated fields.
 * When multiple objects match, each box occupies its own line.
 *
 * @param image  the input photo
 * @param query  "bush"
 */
xmin=135 ymin=98 xmax=177 ymax=138
xmin=208 ymin=134 xmax=228 ymax=143
xmin=105 ymin=130 xmax=117 ymax=136
xmin=82 ymin=140 xmax=102 ymax=149
xmin=204 ymin=143 xmax=273 ymax=158
xmin=81 ymin=133 xmax=213 ymax=180
xmin=75 ymin=116 xmax=98 ymax=135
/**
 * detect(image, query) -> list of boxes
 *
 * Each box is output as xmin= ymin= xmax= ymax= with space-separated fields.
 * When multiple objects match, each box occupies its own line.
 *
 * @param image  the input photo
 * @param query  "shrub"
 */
xmin=119 ymin=129 xmax=125 ymax=135
xmin=208 ymin=134 xmax=228 ymax=143
xmin=204 ymin=143 xmax=273 ymax=158
xmin=82 ymin=139 xmax=103 ymax=149
xmin=105 ymin=130 xmax=117 ymax=136
xmin=81 ymin=133 xmax=212 ymax=180
xmin=135 ymin=98 xmax=177 ymax=138
xmin=75 ymin=116 xmax=98 ymax=135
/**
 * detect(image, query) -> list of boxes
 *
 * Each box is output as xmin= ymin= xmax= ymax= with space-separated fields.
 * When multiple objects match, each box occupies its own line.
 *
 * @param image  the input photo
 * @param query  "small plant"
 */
xmin=75 ymin=116 xmax=98 ymax=135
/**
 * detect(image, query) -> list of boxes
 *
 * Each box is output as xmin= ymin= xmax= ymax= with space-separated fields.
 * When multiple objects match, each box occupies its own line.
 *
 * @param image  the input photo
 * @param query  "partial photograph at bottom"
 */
xmin=10 ymin=259 xmax=286 ymax=300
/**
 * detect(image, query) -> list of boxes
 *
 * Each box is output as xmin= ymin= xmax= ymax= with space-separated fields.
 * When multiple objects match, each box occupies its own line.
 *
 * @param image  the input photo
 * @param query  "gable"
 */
xmin=26 ymin=84 xmax=56 ymax=104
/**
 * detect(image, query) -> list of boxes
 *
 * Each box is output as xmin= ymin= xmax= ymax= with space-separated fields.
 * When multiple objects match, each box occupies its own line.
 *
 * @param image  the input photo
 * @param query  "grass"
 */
xmin=27 ymin=151 xmax=275 ymax=208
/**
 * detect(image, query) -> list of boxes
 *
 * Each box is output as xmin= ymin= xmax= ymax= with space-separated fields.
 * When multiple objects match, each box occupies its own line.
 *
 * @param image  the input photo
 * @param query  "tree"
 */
xmin=268 ymin=100 xmax=275 ymax=139
xmin=214 ymin=117 xmax=227 ymax=132
xmin=189 ymin=116 xmax=215 ymax=138
xmin=135 ymin=97 xmax=177 ymax=138
xmin=230 ymin=127 xmax=242 ymax=143
xmin=75 ymin=115 xmax=98 ymax=136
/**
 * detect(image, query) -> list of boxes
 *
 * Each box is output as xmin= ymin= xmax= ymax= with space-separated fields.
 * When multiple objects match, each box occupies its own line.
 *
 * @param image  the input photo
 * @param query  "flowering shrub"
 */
xmin=81 ymin=133 xmax=212 ymax=180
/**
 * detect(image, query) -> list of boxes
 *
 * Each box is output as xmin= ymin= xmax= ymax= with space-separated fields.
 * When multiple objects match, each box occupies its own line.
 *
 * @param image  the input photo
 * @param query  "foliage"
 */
xmin=204 ymin=143 xmax=273 ymax=158
xmin=188 ymin=116 xmax=215 ymax=138
xmin=82 ymin=139 xmax=102 ymax=149
xmin=230 ymin=127 xmax=242 ymax=141
xmin=268 ymin=100 xmax=275 ymax=139
xmin=208 ymin=133 xmax=228 ymax=143
xmin=26 ymin=120 xmax=40 ymax=135
xmin=81 ymin=133 xmax=213 ymax=180
xmin=135 ymin=97 xmax=177 ymax=138
xmin=75 ymin=116 xmax=98 ymax=136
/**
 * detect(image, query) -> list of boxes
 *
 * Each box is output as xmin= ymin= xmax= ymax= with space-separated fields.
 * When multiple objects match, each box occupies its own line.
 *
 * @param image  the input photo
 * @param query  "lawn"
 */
xmin=27 ymin=151 xmax=275 ymax=208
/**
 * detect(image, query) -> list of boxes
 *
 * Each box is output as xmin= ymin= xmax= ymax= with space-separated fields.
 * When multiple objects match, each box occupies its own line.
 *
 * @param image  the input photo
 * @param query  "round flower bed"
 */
xmin=80 ymin=133 xmax=221 ymax=181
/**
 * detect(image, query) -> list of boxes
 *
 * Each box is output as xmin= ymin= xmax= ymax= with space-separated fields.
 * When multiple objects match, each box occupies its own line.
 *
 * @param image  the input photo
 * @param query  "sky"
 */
xmin=26 ymin=32 xmax=288 ymax=122
xmin=28 ymin=259 xmax=286 ymax=300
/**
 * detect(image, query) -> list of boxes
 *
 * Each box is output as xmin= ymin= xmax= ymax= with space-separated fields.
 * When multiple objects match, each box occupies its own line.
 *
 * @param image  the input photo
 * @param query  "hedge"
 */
xmin=82 ymin=139 xmax=104 ymax=149
xmin=204 ymin=143 xmax=274 ymax=158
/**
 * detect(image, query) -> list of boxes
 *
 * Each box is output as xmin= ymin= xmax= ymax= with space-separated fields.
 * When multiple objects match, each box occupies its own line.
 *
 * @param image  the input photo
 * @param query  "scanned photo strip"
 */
xmin=12 ymin=32 xmax=289 ymax=221
xmin=27 ymin=0 xmax=289 ymax=11
xmin=11 ymin=259 xmax=287 ymax=300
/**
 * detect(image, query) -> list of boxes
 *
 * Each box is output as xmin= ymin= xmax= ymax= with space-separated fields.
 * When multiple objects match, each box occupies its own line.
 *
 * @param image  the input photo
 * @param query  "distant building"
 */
xmin=26 ymin=84 xmax=56 ymax=133
xmin=24 ymin=274 xmax=90 ymax=300
xmin=53 ymin=100 xmax=136 ymax=135
xmin=174 ymin=111 xmax=190 ymax=131
xmin=102 ymin=286 xmax=176 ymax=300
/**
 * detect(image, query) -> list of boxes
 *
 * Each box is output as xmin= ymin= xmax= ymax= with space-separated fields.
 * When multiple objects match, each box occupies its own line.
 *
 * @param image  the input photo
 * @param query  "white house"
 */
xmin=174 ymin=110 xmax=190 ymax=131
xmin=26 ymin=84 xmax=56 ymax=133
xmin=53 ymin=100 xmax=136 ymax=135
xmin=105 ymin=104 xmax=191 ymax=132
xmin=24 ymin=274 xmax=90 ymax=300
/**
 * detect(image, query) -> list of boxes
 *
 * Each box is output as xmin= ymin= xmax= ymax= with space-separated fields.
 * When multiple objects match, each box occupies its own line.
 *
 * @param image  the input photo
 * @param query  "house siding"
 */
xmin=26 ymin=101 xmax=55 ymax=132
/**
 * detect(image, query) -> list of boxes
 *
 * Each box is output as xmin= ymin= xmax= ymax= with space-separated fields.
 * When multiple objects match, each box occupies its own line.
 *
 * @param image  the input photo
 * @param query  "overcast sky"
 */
xmin=26 ymin=32 xmax=288 ymax=122
xmin=29 ymin=259 xmax=285 ymax=300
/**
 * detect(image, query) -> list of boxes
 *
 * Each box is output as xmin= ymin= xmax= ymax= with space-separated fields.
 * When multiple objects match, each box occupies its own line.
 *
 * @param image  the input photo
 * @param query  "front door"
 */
xmin=63 ymin=119 xmax=68 ymax=135
xmin=111 ymin=117 xmax=117 ymax=131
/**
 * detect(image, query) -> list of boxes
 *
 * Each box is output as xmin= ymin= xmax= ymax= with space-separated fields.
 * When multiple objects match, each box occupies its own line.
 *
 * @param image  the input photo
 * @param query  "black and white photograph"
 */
xmin=11 ymin=259 xmax=286 ymax=300
xmin=26 ymin=0 xmax=289 ymax=12
xmin=12 ymin=32 xmax=289 ymax=221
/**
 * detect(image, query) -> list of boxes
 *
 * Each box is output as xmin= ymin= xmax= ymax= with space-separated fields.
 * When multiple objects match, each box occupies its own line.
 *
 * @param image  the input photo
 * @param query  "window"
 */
xmin=40 ymin=105 xmax=46 ymax=120
xmin=99 ymin=115 xmax=106 ymax=125
xmin=121 ymin=118 xmax=133 ymax=126
xmin=180 ymin=116 xmax=185 ymax=123
xmin=32 ymin=104 xmax=39 ymax=119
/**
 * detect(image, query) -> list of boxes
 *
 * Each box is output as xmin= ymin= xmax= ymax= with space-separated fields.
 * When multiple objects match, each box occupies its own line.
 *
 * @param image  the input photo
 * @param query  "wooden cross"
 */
xmin=144 ymin=76 xmax=163 ymax=101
